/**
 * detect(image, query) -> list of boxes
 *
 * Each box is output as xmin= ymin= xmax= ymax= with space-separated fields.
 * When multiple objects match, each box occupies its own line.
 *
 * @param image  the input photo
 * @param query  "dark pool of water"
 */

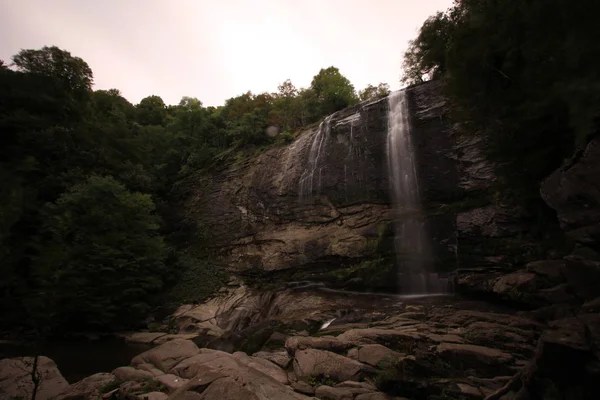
xmin=0 ymin=337 xmax=152 ymax=383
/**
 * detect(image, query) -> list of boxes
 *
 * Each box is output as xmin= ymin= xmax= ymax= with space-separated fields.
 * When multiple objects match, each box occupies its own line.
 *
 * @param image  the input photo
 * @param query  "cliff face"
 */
xmin=187 ymin=81 xmax=540 ymax=275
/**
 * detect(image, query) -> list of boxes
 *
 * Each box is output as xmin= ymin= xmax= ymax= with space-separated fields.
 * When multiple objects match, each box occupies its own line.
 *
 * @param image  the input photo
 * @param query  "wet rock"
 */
xmin=0 ymin=356 xmax=70 ymax=400
xmin=153 ymin=334 xmax=200 ymax=345
xmin=293 ymin=349 xmax=370 ymax=382
xmin=55 ymin=372 xmax=114 ymax=400
xmin=526 ymin=260 xmax=567 ymax=284
xmin=285 ymin=336 xmax=355 ymax=354
xmin=194 ymin=376 xmax=258 ymax=400
xmin=132 ymin=339 xmax=200 ymax=372
xmin=347 ymin=344 xmax=404 ymax=367
xmin=113 ymin=366 xmax=155 ymax=381
xmin=560 ymin=260 xmax=600 ymax=300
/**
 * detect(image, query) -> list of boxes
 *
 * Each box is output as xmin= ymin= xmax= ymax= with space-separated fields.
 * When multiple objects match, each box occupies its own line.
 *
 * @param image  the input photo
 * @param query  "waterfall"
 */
xmin=386 ymin=91 xmax=447 ymax=294
xmin=298 ymin=114 xmax=334 ymax=201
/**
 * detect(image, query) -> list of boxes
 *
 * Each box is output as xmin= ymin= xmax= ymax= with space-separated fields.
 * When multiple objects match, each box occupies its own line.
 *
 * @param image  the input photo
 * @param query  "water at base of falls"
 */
xmin=387 ymin=90 xmax=449 ymax=295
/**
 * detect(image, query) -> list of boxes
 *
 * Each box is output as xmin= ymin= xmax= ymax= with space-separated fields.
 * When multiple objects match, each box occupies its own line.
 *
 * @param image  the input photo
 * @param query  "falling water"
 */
xmin=387 ymin=91 xmax=448 ymax=294
xmin=299 ymin=115 xmax=334 ymax=201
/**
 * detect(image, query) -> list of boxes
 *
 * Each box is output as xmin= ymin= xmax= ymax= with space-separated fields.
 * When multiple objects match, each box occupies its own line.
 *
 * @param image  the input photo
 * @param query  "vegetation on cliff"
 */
xmin=403 ymin=0 xmax=600 ymax=196
xmin=0 ymin=46 xmax=387 ymax=334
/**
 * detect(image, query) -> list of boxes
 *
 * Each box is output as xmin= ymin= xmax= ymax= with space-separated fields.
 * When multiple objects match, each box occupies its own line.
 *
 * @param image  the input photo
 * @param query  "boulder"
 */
xmin=153 ymin=373 xmax=188 ymax=392
xmin=137 ymin=392 xmax=168 ymax=400
xmin=336 ymin=329 xmax=420 ymax=349
xmin=291 ymin=380 xmax=315 ymax=395
xmin=0 ymin=356 xmax=70 ymax=400
xmin=252 ymin=350 xmax=291 ymax=368
xmin=285 ymin=336 xmax=355 ymax=354
xmin=435 ymin=343 xmax=514 ymax=373
xmin=169 ymin=349 xmax=239 ymax=379
xmin=314 ymin=385 xmax=356 ymax=400
xmin=55 ymin=372 xmax=114 ymax=400
xmin=131 ymin=339 xmax=200 ymax=372
xmin=122 ymin=332 xmax=168 ymax=344
xmin=232 ymin=351 xmax=288 ymax=384
xmin=347 ymin=344 xmax=403 ymax=367
xmin=293 ymin=349 xmax=370 ymax=382
xmin=355 ymin=393 xmax=409 ymax=400
xmin=581 ymin=297 xmax=600 ymax=313
xmin=113 ymin=366 xmax=155 ymax=381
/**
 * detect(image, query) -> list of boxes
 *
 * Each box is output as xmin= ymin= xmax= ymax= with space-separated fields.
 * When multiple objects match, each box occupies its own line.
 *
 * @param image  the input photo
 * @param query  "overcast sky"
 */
xmin=1 ymin=0 xmax=452 ymax=107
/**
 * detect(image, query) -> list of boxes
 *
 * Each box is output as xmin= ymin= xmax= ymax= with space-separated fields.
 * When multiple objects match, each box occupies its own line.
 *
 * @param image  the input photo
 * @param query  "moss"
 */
xmin=167 ymin=253 xmax=226 ymax=304
xmin=100 ymin=379 xmax=122 ymax=394
xmin=307 ymin=374 xmax=336 ymax=387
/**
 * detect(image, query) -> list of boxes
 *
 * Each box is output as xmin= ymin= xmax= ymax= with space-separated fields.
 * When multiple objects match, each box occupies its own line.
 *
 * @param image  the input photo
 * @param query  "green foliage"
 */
xmin=310 ymin=66 xmax=359 ymax=116
xmin=137 ymin=95 xmax=168 ymax=126
xmin=274 ymin=131 xmax=294 ymax=146
xmin=359 ymin=83 xmax=391 ymax=101
xmin=30 ymin=176 xmax=167 ymax=330
xmin=167 ymin=254 xmax=225 ymax=304
xmin=403 ymin=0 xmax=600 ymax=201
xmin=307 ymin=374 xmax=336 ymax=387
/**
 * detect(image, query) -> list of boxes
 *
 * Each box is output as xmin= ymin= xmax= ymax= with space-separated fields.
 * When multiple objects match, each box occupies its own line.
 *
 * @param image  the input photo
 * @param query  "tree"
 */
xmin=12 ymin=46 xmax=93 ymax=94
xmin=310 ymin=66 xmax=358 ymax=117
xmin=137 ymin=95 xmax=168 ymax=126
xmin=93 ymin=89 xmax=135 ymax=123
xmin=359 ymin=83 xmax=391 ymax=101
xmin=402 ymin=0 xmax=600 ymax=197
xmin=31 ymin=176 xmax=167 ymax=330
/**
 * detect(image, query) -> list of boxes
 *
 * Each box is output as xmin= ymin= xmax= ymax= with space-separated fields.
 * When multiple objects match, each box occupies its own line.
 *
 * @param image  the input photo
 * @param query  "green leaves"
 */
xmin=33 ymin=176 xmax=167 ymax=330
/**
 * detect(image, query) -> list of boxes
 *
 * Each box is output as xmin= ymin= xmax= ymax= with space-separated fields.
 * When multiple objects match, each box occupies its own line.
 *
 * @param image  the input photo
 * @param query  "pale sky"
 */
xmin=0 ymin=0 xmax=452 ymax=107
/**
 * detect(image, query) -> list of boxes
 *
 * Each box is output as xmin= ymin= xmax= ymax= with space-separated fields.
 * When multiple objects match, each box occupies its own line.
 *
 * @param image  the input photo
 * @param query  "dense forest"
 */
xmin=0 ymin=46 xmax=390 ymax=335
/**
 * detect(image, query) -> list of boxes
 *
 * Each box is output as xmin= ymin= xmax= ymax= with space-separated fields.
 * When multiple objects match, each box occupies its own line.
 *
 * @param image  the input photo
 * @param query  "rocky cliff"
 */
xmin=186 ymin=81 xmax=544 ymax=280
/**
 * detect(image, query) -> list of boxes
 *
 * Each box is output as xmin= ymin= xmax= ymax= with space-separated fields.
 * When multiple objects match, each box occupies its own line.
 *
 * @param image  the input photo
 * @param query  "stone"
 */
xmin=196 ymin=377 xmax=259 ymax=400
xmin=355 ymin=393 xmax=409 ymax=400
xmin=252 ymin=350 xmax=291 ymax=368
xmin=55 ymin=372 xmax=114 ymax=400
xmin=436 ymin=343 xmax=514 ymax=371
xmin=232 ymin=351 xmax=289 ymax=384
xmin=293 ymin=349 xmax=369 ymax=382
xmin=347 ymin=344 xmax=403 ymax=367
xmin=314 ymin=385 xmax=355 ymax=400
xmin=526 ymin=260 xmax=567 ymax=283
xmin=122 ymin=331 xmax=169 ymax=344
xmin=541 ymin=137 xmax=600 ymax=251
xmin=112 ymin=366 xmax=155 ymax=381
xmin=137 ymin=363 xmax=165 ymax=376
xmin=336 ymin=328 xmax=420 ymax=348
xmin=0 ymin=356 xmax=70 ymax=400
xmin=291 ymin=380 xmax=315 ymax=395
xmin=170 ymin=349 xmax=239 ymax=379
xmin=285 ymin=336 xmax=355 ymax=354
xmin=131 ymin=339 xmax=200 ymax=372
xmin=137 ymin=392 xmax=168 ymax=400
xmin=581 ymin=297 xmax=600 ymax=313
xmin=560 ymin=260 xmax=600 ymax=300
xmin=492 ymin=271 xmax=537 ymax=294
xmin=153 ymin=373 xmax=188 ymax=392
xmin=153 ymin=334 xmax=200 ymax=345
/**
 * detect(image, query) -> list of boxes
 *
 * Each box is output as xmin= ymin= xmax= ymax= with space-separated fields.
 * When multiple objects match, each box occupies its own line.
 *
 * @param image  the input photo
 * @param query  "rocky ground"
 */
xmin=2 ymin=275 xmax=598 ymax=400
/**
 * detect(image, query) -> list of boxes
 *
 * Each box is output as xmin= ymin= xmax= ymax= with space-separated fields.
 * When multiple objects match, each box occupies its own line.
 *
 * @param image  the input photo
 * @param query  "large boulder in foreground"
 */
xmin=0 ymin=356 xmax=69 ymax=400
xmin=293 ymin=349 xmax=372 ymax=382
xmin=55 ymin=372 xmax=115 ymax=400
xmin=131 ymin=338 xmax=200 ymax=372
